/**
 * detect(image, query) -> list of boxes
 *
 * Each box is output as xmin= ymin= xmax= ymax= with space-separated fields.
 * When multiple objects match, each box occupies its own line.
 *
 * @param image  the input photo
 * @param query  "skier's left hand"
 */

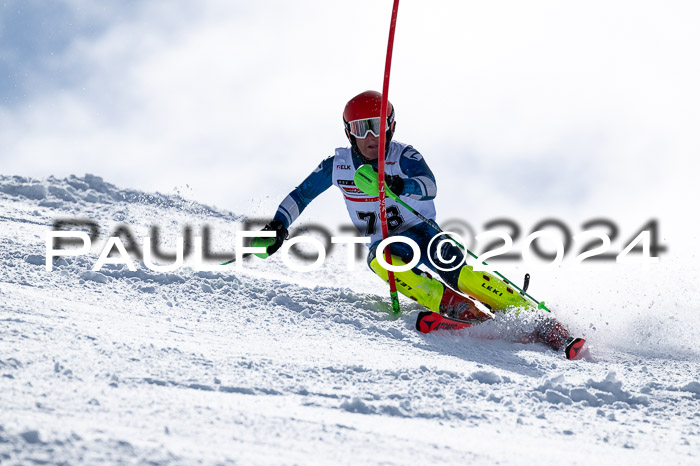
xmin=386 ymin=175 xmax=404 ymax=196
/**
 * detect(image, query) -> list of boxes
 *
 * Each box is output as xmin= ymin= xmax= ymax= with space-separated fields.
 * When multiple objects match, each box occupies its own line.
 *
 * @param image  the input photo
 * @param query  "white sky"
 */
xmin=1 ymin=0 xmax=699 ymax=269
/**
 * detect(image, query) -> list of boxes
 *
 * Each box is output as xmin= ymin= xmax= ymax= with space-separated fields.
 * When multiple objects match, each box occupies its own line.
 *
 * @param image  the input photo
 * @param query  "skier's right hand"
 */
xmin=251 ymin=220 xmax=288 ymax=258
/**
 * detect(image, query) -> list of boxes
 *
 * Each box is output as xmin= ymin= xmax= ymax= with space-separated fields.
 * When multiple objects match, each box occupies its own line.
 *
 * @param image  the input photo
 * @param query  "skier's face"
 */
xmin=354 ymin=121 xmax=395 ymax=160
xmin=355 ymin=133 xmax=379 ymax=160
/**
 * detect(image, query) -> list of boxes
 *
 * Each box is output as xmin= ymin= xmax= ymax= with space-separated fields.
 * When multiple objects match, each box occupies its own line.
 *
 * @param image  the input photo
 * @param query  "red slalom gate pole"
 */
xmin=378 ymin=0 xmax=401 ymax=314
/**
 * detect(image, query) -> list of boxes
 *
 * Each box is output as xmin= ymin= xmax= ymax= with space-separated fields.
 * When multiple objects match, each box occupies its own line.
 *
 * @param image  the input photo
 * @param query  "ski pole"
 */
xmin=354 ymin=164 xmax=550 ymax=311
xmin=220 ymin=253 xmax=251 ymax=266
xmin=220 ymin=237 xmax=276 ymax=265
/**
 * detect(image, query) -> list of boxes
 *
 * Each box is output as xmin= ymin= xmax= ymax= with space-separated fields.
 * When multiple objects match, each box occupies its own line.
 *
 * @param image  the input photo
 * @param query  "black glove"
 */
xmin=386 ymin=175 xmax=404 ymax=196
xmin=252 ymin=219 xmax=288 ymax=258
xmin=261 ymin=219 xmax=288 ymax=256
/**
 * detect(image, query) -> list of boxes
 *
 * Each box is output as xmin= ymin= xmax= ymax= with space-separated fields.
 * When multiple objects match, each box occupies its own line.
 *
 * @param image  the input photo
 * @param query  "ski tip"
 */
xmin=565 ymin=337 xmax=586 ymax=360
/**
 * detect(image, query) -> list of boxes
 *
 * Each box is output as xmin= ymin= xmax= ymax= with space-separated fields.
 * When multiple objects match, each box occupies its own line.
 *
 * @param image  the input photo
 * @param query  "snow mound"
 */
xmin=0 ymin=173 xmax=240 ymax=220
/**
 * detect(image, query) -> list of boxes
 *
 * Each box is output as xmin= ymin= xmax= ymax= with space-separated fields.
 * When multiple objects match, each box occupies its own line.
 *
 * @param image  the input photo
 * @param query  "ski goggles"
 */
xmin=346 ymin=117 xmax=391 ymax=139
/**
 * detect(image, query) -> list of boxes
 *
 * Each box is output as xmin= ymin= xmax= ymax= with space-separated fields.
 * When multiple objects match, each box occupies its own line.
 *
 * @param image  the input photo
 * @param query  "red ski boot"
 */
xmin=439 ymin=286 xmax=489 ymax=322
xmin=532 ymin=317 xmax=570 ymax=351
xmin=522 ymin=318 xmax=587 ymax=359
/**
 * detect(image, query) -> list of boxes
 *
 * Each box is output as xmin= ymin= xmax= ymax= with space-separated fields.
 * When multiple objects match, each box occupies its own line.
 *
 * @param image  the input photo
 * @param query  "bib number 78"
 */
xmin=357 ymin=206 xmax=404 ymax=235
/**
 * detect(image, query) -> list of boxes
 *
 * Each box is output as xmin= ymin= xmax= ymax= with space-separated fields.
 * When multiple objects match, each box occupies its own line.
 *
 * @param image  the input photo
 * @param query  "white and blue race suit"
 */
xmin=272 ymin=140 xmax=464 ymax=284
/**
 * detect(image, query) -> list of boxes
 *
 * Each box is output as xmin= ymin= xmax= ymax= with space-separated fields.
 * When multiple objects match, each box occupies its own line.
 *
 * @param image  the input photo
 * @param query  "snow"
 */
xmin=0 ymin=174 xmax=699 ymax=465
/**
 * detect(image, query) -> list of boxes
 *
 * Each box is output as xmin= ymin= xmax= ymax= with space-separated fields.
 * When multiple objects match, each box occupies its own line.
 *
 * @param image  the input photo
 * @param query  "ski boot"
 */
xmin=532 ymin=317 xmax=570 ymax=350
xmin=438 ymin=286 xmax=489 ymax=322
xmin=528 ymin=317 xmax=586 ymax=360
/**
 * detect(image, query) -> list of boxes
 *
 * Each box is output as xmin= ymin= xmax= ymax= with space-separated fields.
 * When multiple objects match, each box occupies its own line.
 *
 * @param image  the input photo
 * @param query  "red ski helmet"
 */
xmin=343 ymin=91 xmax=395 ymax=153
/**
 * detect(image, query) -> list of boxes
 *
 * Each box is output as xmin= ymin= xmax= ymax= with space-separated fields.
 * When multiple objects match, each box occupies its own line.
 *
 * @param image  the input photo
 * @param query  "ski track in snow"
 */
xmin=0 ymin=174 xmax=698 ymax=465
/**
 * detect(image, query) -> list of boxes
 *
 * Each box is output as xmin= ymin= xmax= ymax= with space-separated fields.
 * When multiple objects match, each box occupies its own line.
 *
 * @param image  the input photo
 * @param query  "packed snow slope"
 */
xmin=0 ymin=174 xmax=698 ymax=465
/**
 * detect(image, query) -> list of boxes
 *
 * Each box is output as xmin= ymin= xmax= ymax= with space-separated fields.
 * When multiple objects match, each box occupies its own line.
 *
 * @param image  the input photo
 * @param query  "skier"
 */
xmin=252 ymin=90 xmax=582 ymax=357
